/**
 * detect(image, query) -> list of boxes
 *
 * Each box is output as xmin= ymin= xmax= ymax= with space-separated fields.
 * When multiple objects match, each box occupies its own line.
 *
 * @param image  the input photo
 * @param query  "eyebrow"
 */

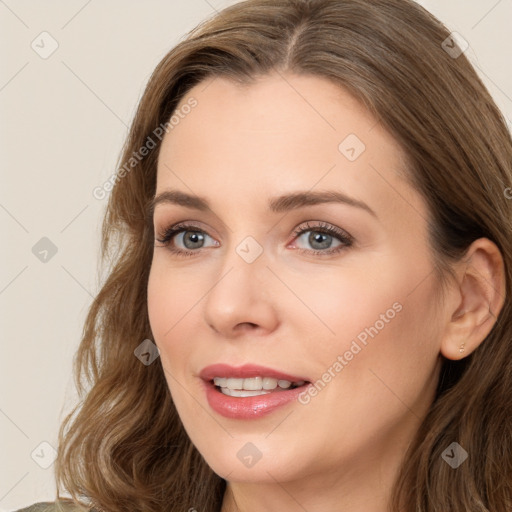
xmin=149 ymin=189 xmax=377 ymax=218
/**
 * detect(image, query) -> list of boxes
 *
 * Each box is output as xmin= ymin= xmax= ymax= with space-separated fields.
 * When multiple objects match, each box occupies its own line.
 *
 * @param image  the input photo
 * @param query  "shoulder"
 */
xmin=15 ymin=501 xmax=94 ymax=512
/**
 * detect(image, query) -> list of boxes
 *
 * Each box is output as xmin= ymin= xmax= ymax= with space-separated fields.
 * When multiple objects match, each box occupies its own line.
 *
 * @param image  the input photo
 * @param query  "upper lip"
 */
xmin=199 ymin=363 xmax=310 ymax=383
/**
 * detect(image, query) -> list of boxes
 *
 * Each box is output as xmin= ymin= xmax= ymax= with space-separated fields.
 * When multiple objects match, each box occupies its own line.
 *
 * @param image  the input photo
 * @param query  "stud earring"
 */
xmin=459 ymin=342 xmax=466 ymax=354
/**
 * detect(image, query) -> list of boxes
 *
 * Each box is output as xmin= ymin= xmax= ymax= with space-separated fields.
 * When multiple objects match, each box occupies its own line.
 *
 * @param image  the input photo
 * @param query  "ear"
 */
xmin=440 ymin=238 xmax=507 ymax=360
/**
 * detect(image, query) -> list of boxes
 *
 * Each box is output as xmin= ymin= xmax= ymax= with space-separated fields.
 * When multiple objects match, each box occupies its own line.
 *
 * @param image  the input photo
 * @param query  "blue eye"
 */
xmin=155 ymin=223 xmax=217 ymax=256
xmin=155 ymin=221 xmax=354 ymax=257
xmin=291 ymin=221 xmax=354 ymax=255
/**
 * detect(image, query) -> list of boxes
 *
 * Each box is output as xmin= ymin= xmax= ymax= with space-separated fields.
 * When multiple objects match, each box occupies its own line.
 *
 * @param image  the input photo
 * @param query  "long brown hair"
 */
xmin=54 ymin=0 xmax=512 ymax=510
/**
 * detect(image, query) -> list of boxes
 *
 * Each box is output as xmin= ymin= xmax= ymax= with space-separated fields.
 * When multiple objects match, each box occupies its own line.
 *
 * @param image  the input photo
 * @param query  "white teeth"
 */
xmin=212 ymin=376 xmax=305 ymax=391
xmin=243 ymin=377 xmax=262 ymax=390
xmin=221 ymin=388 xmax=271 ymax=397
xmin=263 ymin=377 xmax=278 ymax=390
xmin=227 ymin=378 xmax=244 ymax=389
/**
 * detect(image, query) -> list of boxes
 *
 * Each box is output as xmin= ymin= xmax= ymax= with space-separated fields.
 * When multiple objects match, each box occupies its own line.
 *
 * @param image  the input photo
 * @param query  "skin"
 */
xmin=147 ymin=72 xmax=505 ymax=512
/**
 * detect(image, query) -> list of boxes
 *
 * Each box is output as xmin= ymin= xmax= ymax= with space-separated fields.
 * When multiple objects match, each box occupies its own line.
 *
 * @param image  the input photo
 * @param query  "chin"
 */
xmin=195 ymin=439 xmax=306 ymax=483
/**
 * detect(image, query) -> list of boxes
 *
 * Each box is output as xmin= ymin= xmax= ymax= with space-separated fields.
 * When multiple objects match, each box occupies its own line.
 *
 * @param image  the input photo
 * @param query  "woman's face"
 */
xmin=148 ymin=73 xmax=445 ymax=486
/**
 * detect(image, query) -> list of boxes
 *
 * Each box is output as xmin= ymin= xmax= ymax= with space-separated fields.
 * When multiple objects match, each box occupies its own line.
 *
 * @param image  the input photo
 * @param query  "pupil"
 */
xmin=309 ymin=232 xmax=331 ymax=250
xmin=184 ymin=231 xmax=204 ymax=249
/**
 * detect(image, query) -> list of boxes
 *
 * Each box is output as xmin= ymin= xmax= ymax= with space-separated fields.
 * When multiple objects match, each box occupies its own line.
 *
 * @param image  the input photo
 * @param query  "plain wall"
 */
xmin=1 ymin=1 xmax=511 ymax=510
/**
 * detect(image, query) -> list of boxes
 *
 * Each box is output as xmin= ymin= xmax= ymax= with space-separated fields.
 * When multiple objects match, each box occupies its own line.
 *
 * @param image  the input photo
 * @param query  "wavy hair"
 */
xmin=54 ymin=0 xmax=512 ymax=510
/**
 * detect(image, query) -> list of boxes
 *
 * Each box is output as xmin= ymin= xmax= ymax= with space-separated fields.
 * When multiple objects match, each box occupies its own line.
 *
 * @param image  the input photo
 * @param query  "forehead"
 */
xmin=165 ymin=73 xmax=380 ymax=153
xmin=155 ymin=72 xmax=427 ymax=224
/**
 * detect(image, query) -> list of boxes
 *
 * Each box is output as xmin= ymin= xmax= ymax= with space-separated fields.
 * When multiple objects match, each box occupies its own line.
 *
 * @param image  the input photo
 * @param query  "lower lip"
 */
xmin=203 ymin=380 xmax=310 ymax=419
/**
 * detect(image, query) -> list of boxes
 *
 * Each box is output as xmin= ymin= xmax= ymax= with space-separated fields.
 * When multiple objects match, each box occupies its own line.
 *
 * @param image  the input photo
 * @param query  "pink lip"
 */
xmin=199 ymin=363 xmax=311 ymax=420
xmin=199 ymin=363 xmax=309 ymax=382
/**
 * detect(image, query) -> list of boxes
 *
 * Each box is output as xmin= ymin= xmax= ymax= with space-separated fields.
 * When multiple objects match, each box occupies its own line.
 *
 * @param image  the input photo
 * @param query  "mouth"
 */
xmin=199 ymin=363 xmax=312 ymax=418
xmin=202 ymin=377 xmax=311 ymax=419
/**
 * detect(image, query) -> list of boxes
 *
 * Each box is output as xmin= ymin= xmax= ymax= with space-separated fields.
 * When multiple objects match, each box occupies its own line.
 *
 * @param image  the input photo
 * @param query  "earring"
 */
xmin=459 ymin=342 xmax=466 ymax=354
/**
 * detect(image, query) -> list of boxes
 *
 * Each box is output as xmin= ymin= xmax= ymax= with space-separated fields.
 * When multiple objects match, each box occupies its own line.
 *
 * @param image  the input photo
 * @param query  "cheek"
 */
xmin=147 ymin=265 xmax=198 ymax=414
xmin=284 ymin=261 xmax=404 ymax=345
xmin=290 ymin=267 xmax=441 ymax=470
xmin=317 ymin=262 xmax=441 ymax=422
xmin=296 ymin=250 xmax=441 ymax=396
xmin=147 ymin=262 xmax=193 ymax=369
xmin=147 ymin=266 xmax=169 ymax=343
xmin=147 ymin=259 xmax=198 ymax=337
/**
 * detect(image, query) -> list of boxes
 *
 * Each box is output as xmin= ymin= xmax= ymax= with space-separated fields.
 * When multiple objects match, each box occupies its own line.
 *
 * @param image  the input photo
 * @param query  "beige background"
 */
xmin=1 ymin=1 xmax=511 ymax=510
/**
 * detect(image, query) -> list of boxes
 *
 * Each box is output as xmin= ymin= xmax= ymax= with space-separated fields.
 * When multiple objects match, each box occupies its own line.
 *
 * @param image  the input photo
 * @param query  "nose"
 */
xmin=203 ymin=238 xmax=280 ymax=339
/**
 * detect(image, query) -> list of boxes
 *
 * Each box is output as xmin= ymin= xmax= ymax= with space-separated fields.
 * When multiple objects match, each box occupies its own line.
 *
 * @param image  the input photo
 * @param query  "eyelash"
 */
xmin=155 ymin=221 xmax=354 ymax=258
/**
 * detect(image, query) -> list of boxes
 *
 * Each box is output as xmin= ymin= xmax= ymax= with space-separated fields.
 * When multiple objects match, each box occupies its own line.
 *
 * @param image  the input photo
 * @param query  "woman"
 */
xmin=18 ymin=0 xmax=512 ymax=511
